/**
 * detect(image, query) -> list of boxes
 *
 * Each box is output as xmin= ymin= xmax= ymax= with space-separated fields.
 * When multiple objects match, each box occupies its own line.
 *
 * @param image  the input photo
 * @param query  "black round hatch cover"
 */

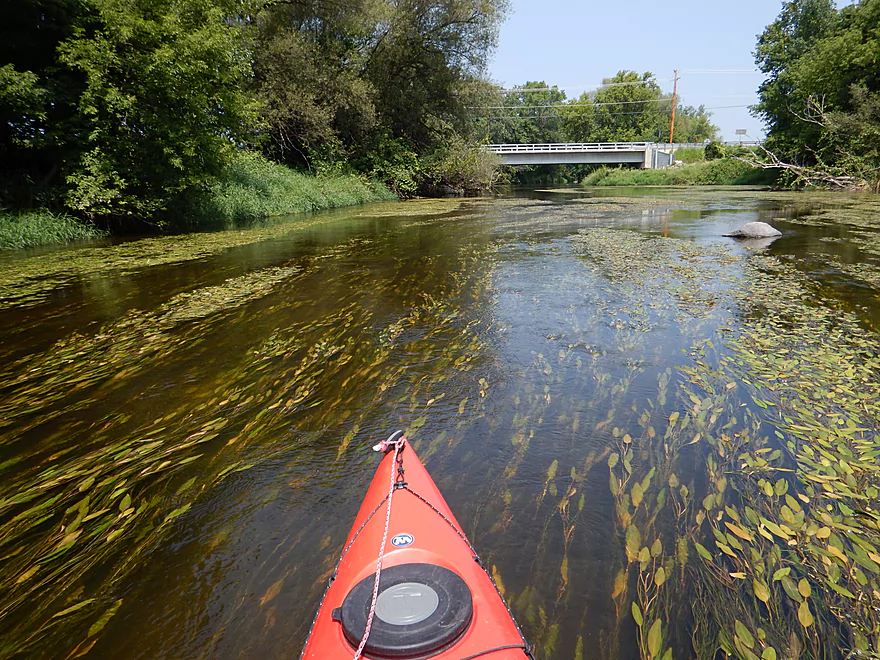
xmin=334 ymin=562 xmax=473 ymax=658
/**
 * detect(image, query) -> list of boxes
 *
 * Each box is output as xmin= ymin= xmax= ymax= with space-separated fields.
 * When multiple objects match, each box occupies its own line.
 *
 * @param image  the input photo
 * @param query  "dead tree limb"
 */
xmin=735 ymin=142 xmax=866 ymax=190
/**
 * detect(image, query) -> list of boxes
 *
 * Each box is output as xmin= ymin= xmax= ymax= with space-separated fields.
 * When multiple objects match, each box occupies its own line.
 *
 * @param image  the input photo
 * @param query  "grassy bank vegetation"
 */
xmin=672 ymin=147 xmax=706 ymax=164
xmin=0 ymin=153 xmax=397 ymax=247
xmin=0 ymin=211 xmax=107 ymax=250
xmin=582 ymin=158 xmax=776 ymax=187
xmin=172 ymin=152 xmax=396 ymax=231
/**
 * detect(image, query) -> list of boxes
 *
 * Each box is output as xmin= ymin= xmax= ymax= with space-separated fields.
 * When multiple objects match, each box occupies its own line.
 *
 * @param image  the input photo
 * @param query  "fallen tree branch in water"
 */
xmin=738 ymin=95 xmax=880 ymax=191
xmin=734 ymin=143 xmax=865 ymax=190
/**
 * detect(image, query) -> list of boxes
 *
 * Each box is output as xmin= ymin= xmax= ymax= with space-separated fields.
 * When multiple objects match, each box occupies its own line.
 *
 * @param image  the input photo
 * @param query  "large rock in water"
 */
xmin=723 ymin=222 xmax=782 ymax=238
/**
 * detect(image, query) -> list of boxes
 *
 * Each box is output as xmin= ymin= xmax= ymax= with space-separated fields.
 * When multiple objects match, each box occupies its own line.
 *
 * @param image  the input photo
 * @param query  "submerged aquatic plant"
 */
xmin=2 ymin=187 xmax=880 ymax=658
xmin=482 ymin=206 xmax=880 ymax=659
xmin=580 ymin=227 xmax=880 ymax=657
xmin=0 ymin=229 xmax=502 ymax=657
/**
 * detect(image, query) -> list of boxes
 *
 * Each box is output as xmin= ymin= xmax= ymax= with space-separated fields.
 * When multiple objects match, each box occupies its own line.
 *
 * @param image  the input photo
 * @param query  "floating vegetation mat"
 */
xmin=569 ymin=197 xmax=687 ymax=213
xmin=0 ymin=212 xmax=355 ymax=310
xmin=349 ymin=197 xmax=463 ymax=219
xmin=2 ymin=189 xmax=880 ymax=659
xmin=534 ymin=189 xmax=592 ymax=194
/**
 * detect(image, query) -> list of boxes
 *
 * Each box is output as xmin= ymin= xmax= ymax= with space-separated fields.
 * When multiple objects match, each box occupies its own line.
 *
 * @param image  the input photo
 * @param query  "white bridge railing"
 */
xmin=485 ymin=142 xmax=652 ymax=153
xmin=485 ymin=141 xmax=763 ymax=153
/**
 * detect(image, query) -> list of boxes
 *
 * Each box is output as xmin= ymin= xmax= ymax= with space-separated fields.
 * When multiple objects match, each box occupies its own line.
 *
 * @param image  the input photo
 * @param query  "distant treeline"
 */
xmin=485 ymin=73 xmax=718 ymax=146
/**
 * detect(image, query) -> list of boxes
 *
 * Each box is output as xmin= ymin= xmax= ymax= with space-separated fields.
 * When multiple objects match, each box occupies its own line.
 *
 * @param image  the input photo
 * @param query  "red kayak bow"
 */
xmin=300 ymin=431 xmax=533 ymax=660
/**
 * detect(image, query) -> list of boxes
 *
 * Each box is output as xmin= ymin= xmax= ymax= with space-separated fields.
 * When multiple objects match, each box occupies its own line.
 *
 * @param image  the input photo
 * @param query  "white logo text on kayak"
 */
xmin=391 ymin=533 xmax=414 ymax=547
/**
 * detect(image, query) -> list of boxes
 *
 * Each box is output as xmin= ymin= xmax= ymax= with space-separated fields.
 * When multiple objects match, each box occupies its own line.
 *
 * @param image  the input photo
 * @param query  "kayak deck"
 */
xmin=301 ymin=433 xmax=532 ymax=659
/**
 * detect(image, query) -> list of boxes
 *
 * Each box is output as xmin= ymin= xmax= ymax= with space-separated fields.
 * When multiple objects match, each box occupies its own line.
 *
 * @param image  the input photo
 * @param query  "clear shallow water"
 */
xmin=1 ymin=188 xmax=879 ymax=659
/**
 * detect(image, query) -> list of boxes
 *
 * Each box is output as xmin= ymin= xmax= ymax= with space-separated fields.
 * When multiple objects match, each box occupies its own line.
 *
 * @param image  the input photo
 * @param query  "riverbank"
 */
xmin=0 ymin=155 xmax=397 ymax=250
xmin=169 ymin=152 xmax=397 ymax=231
xmin=582 ymin=157 xmax=776 ymax=187
xmin=0 ymin=211 xmax=108 ymax=250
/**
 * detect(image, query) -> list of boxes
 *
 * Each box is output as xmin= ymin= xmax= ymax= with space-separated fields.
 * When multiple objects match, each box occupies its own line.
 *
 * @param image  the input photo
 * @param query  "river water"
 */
xmin=1 ymin=187 xmax=879 ymax=659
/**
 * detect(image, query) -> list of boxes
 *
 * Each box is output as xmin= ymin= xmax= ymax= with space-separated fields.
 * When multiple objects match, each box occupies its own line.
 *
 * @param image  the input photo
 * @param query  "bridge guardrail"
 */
xmin=484 ymin=141 xmax=764 ymax=154
xmin=485 ymin=143 xmax=652 ymax=153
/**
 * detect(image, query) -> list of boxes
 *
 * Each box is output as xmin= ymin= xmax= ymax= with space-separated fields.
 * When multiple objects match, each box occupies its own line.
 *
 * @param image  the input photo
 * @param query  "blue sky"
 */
xmin=487 ymin=0 xmax=850 ymax=141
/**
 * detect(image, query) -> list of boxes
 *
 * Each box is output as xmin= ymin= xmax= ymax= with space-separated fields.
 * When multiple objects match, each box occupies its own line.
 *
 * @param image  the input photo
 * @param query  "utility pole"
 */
xmin=668 ymin=69 xmax=678 ymax=144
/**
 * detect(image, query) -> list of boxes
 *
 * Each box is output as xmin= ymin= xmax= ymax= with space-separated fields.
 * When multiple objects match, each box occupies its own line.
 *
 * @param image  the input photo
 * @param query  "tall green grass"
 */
xmin=582 ymin=158 xmax=776 ymax=187
xmin=0 ymin=211 xmax=107 ymax=250
xmin=173 ymin=151 xmax=397 ymax=230
xmin=2 ymin=153 xmax=397 ymax=248
xmin=672 ymin=147 xmax=705 ymax=163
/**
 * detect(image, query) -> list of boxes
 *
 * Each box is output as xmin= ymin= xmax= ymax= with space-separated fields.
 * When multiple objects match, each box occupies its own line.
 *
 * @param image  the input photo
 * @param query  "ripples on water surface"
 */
xmin=1 ymin=187 xmax=880 ymax=659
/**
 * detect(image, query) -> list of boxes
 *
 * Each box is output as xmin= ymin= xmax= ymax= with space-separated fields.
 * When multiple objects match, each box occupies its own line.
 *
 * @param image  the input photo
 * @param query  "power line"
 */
xmin=477 ymin=104 xmax=752 ymax=120
xmin=679 ymin=69 xmax=761 ymax=74
xmin=481 ymin=112 xmax=662 ymax=120
xmin=486 ymin=103 xmax=751 ymax=115
xmin=501 ymin=79 xmax=674 ymax=93
xmin=469 ymin=95 xmax=757 ymax=111
xmin=499 ymin=70 xmax=761 ymax=94
xmin=470 ymin=99 xmax=676 ymax=109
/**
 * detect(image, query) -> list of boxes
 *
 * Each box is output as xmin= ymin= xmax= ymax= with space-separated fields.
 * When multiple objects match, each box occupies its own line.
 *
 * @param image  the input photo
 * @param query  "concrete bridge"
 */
xmin=484 ymin=142 xmax=677 ymax=169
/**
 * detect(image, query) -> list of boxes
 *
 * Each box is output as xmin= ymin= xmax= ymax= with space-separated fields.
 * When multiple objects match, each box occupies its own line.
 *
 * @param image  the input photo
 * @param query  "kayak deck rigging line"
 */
xmin=351 ymin=432 xmax=407 ymax=659
xmin=300 ymin=430 xmax=534 ymax=660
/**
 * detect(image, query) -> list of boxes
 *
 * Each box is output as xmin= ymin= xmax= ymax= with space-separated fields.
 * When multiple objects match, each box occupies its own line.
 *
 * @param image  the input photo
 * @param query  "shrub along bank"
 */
xmin=672 ymin=147 xmax=706 ymax=164
xmin=581 ymin=158 xmax=777 ymax=187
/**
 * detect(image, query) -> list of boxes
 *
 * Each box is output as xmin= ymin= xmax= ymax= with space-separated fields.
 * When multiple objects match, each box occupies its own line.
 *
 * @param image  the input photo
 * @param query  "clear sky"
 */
xmin=487 ymin=0 xmax=850 ymax=141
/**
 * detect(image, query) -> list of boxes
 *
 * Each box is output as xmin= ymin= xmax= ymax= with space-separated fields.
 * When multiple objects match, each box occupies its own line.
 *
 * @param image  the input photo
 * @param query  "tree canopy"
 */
xmin=485 ymin=81 xmax=567 ymax=145
xmin=564 ymin=71 xmax=666 ymax=143
xmin=753 ymin=0 xmax=880 ymax=186
xmin=245 ymin=0 xmax=511 ymax=168
xmin=60 ymin=0 xmax=260 ymax=218
xmin=1 ymin=0 xmax=510 ymax=222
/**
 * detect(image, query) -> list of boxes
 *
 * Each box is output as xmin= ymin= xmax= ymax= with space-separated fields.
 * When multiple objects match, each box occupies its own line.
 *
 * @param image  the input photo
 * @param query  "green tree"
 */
xmin=753 ymin=0 xmax=880 ymax=187
xmin=487 ymin=81 xmax=567 ymax=144
xmin=252 ymin=0 xmax=378 ymax=169
xmin=0 ymin=67 xmax=46 ymax=152
xmin=563 ymin=71 xmax=667 ymax=142
xmin=0 ymin=0 xmax=88 ymax=206
xmin=825 ymin=85 xmax=880 ymax=183
xmin=752 ymin=0 xmax=837 ymax=161
xmin=58 ymin=0 xmax=260 ymax=220
xmin=671 ymin=104 xmax=718 ymax=143
xmin=363 ymin=0 xmax=510 ymax=149
xmin=252 ymin=0 xmax=509 ymax=181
